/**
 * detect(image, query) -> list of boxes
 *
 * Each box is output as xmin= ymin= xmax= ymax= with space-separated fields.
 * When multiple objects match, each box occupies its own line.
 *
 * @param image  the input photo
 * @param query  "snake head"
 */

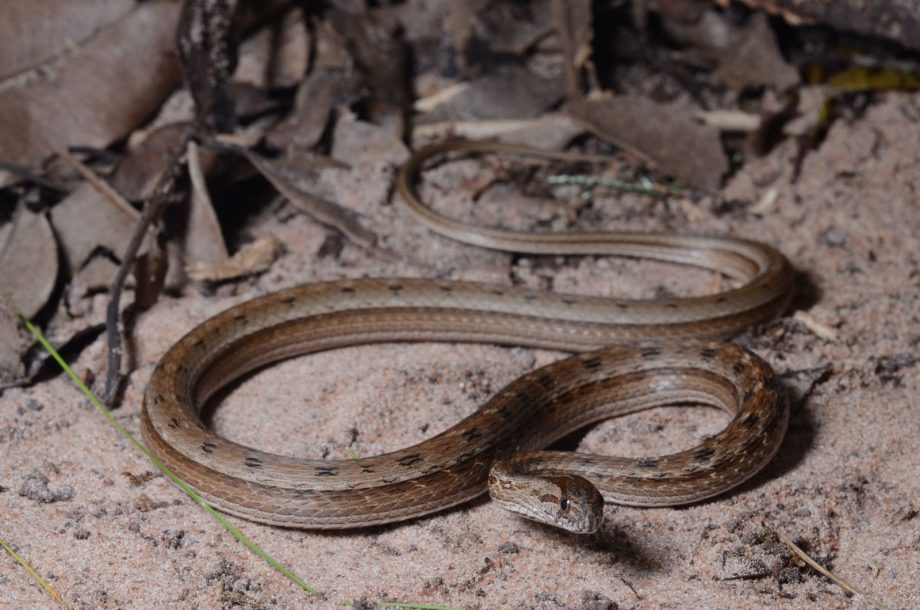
xmin=489 ymin=468 xmax=604 ymax=534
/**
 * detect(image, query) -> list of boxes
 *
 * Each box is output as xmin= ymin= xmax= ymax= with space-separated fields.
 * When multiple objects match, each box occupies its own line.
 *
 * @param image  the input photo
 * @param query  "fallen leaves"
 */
xmin=0 ymin=207 xmax=57 ymax=319
xmin=566 ymin=96 xmax=728 ymax=192
xmin=0 ymin=2 xmax=182 ymax=185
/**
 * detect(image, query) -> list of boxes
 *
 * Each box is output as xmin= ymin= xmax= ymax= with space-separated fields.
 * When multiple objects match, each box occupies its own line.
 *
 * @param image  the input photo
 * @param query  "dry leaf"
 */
xmin=730 ymin=0 xmax=920 ymax=52
xmin=241 ymin=149 xmax=377 ymax=249
xmin=566 ymin=95 xmax=728 ymax=192
xmin=0 ymin=0 xmax=134 ymax=80
xmin=49 ymin=181 xmax=154 ymax=269
xmin=266 ymin=69 xmax=361 ymax=152
xmin=234 ymin=6 xmax=309 ymax=89
xmin=661 ymin=11 xmax=798 ymax=91
xmin=109 ymin=123 xmax=190 ymax=201
xmin=0 ymin=2 xmax=181 ymax=185
xmin=0 ymin=207 xmax=58 ymax=318
xmin=185 ymin=235 xmax=284 ymax=282
xmin=418 ymin=65 xmax=564 ymax=124
xmin=183 ymin=140 xmax=229 ymax=266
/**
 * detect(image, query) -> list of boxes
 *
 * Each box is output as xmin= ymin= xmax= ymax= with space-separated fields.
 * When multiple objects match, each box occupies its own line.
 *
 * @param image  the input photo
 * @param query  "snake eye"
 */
xmin=560 ymin=498 xmax=569 ymax=511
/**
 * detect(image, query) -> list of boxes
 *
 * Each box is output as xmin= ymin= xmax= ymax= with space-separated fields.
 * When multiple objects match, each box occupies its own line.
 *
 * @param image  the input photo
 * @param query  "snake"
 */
xmin=141 ymin=140 xmax=793 ymax=533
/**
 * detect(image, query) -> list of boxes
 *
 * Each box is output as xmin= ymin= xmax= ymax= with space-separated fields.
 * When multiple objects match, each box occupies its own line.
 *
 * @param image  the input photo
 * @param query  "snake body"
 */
xmin=142 ymin=142 xmax=793 ymax=532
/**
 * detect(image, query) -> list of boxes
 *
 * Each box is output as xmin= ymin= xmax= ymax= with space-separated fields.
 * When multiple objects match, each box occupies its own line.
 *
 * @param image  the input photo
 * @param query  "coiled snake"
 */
xmin=142 ymin=141 xmax=793 ymax=533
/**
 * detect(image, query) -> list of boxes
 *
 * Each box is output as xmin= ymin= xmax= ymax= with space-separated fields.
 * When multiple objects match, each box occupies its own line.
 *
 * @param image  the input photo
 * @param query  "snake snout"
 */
xmin=489 ymin=464 xmax=604 ymax=534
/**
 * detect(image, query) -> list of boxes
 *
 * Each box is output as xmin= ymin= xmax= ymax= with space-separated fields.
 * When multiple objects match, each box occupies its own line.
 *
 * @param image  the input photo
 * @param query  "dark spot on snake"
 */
xmin=742 ymin=389 xmax=754 ymax=404
xmin=581 ymin=357 xmax=602 ymax=370
xmin=280 ymin=295 xmax=297 ymax=305
xmin=341 ymin=286 xmax=355 ymax=293
xmin=315 ymin=466 xmax=338 ymax=477
xmin=388 ymin=284 xmax=404 ymax=293
xmin=490 ymin=288 xmax=504 ymax=296
xmin=201 ymin=442 xmax=216 ymax=454
xmin=693 ymin=447 xmax=716 ymax=462
xmin=515 ymin=391 xmax=533 ymax=407
xmin=193 ymin=339 xmax=206 ymax=349
xmin=233 ymin=313 xmax=247 ymax=322
xmin=732 ymin=362 xmax=746 ymax=374
xmin=743 ymin=414 xmax=760 ymax=429
xmin=462 ymin=427 xmax=483 ymax=442
xmin=439 ymin=285 xmax=453 ymax=292
xmin=168 ymin=417 xmax=180 ymax=429
xmin=498 ymin=406 xmax=514 ymax=421
xmin=152 ymin=393 xmax=165 ymax=405
xmin=523 ymin=293 xmax=537 ymax=301
xmin=763 ymin=376 xmax=780 ymax=391
xmin=700 ymin=348 xmax=718 ymax=360
xmin=578 ymin=457 xmax=597 ymax=466
xmin=561 ymin=297 xmax=577 ymax=305
xmin=360 ymin=464 xmax=375 ymax=474
xmin=615 ymin=302 xmax=629 ymax=309
xmin=175 ymin=364 xmax=188 ymax=374
xmin=640 ymin=347 xmax=662 ymax=358
xmin=537 ymin=374 xmax=554 ymax=389
xmin=716 ymin=296 xmax=727 ymax=304
xmin=244 ymin=457 xmax=263 ymax=468
xmin=666 ymin=303 xmax=678 ymax=309
xmin=652 ymin=472 xmax=669 ymax=479
xmin=398 ymin=454 xmax=422 ymax=467
xmin=636 ymin=458 xmax=658 ymax=468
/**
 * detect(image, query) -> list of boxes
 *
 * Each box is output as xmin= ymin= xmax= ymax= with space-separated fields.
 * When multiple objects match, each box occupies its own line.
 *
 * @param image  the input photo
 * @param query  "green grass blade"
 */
xmin=0 ymin=533 xmax=70 ymax=608
xmin=18 ymin=316 xmax=317 ymax=594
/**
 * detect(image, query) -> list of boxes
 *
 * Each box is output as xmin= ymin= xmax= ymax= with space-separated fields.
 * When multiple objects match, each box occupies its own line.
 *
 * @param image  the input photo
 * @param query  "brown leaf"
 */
xmin=183 ymin=140 xmax=229 ymax=267
xmin=565 ymin=95 xmax=728 ymax=192
xmin=185 ymin=235 xmax=284 ymax=283
xmin=0 ymin=0 xmax=134 ymax=80
xmin=266 ymin=68 xmax=361 ymax=153
xmin=234 ymin=7 xmax=309 ymax=89
xmin=49 ymin=182 xmax=153 ymax=269
xmin=0 ymin=207 xmax=58 ymax=318
xmin=418 ymin=65 xmax=564 ymax=123
xmin=661 ymin=10 xmax=798 ymax=91
xmin=241 ymin=149 xmax=377 ymax=249
xmin=109 ymin=123 xmax=191 ymax=202
xmin=0 ymin=2 xmax=182 ymax=184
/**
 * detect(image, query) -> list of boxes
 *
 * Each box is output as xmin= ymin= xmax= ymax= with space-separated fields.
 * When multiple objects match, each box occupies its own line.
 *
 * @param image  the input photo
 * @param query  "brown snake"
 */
xmin=142 ymin=141 xmax=793 ymax=533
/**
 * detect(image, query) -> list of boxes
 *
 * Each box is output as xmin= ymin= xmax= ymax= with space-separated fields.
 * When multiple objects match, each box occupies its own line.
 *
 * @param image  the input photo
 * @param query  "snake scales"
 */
xmin=142 ymin=141 xmax=793 ymax=533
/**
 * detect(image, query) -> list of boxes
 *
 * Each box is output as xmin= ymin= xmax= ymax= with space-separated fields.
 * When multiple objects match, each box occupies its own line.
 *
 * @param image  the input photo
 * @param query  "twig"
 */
xmin=768 ymin=526 xmax=891 ymax=610
xmin=81 ymin=136 xmax=190 ymax=405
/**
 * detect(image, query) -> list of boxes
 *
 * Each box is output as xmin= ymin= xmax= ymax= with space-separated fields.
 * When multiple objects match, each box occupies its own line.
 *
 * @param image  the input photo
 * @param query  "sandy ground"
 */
xmin=1 ymin=92 xmax=918 ymax=609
